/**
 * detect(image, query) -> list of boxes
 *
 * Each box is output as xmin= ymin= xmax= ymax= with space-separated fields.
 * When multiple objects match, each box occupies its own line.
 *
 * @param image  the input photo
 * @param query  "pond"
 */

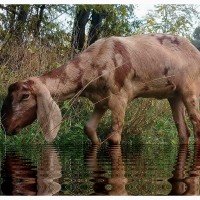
xmin=0 ymin=143 xmax=199 ymax=196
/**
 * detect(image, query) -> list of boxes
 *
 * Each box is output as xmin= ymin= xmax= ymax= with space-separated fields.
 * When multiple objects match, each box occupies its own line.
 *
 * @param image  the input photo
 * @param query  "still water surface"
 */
xmin=0 ymin=143 xmax=199 ymax=195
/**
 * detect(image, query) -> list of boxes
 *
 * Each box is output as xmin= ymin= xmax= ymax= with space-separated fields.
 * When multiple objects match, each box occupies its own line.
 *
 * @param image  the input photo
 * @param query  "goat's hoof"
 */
xmin=179 ymin=137 xmax=189 ymax=145
xmin=107 ymin=133 xmax=121 ymax=145
xmin=92 ymin=140 xmax=101 ymax=146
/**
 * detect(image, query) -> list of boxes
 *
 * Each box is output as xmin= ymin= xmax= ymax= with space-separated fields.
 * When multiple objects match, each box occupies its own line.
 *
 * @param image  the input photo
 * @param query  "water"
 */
xmin=0 ymin=143 xmax=199 ymax=196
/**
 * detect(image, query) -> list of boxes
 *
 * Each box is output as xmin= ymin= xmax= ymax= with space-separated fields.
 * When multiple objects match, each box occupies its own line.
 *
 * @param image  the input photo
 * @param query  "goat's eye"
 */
xmin=21 ymin=94 xmax=30 ymax=100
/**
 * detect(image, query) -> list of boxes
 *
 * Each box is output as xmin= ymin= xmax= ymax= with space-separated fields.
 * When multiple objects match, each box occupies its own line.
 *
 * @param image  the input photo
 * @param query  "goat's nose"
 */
xmin=1 ymin=121 xmax=20 ymax=135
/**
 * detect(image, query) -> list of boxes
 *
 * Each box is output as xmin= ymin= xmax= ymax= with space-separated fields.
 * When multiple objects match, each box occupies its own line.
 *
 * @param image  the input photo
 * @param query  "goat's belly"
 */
xmin=82 ymin=91 xmax=109 ymax=105
xmin=138 ymin=84 xmax=176 ymax=99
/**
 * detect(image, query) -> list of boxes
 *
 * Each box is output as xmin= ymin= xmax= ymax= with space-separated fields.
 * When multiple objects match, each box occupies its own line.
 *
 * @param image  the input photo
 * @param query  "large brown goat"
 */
xmin=1 ymin=33 xmax=200 ymax=145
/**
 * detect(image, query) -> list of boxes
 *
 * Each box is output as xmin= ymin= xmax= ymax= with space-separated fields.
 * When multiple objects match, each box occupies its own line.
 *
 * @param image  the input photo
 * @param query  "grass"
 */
xmin=1 ymin=94 xmax=189 ymax=146
xmin=0 ymin=43 xmax=195 ymax=146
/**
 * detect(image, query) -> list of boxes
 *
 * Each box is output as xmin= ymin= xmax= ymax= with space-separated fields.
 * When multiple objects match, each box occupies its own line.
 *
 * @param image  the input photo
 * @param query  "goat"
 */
xmin=1 ymin=33 xmax=200 ymax=145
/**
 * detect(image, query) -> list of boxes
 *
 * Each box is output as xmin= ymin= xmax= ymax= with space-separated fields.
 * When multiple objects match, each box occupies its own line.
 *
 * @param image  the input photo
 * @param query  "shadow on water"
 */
xmin=1 ymin=154 xmax=37 ymax=195
xmin=168 ymin=144 xmax=200 ymax=195
xmin=0 ymin=143 xmax=200 ymax=195
xmin=1 ymin=145 xmax=62 ymax=195
xmin=85 ymin=144 xmax=200 ymax=196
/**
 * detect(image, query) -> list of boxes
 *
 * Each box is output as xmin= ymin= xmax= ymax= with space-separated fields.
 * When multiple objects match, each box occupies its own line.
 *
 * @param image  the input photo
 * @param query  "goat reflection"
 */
xmin=168 ymin=145 xmax=200 ymax=195
xmin=1 ymin=146 xmax=61 ymax=195
xmin=85 ymin=145 xmax=127 ymax=195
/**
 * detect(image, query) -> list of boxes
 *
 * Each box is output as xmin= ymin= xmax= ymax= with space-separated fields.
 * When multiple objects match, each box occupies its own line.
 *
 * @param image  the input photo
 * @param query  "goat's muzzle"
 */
xmin=1 ymin=97 xmax=22 ymax=135
xmin=1 ymin=108 xmax=36 ymax=136
xmin=1 ymin=97 xmax=14 ymax=135
xmin=1 ymin=115 xmax=21 ymax=135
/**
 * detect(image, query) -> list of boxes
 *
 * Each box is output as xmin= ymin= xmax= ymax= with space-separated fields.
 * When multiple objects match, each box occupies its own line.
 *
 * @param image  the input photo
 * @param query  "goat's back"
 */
xmin=80 ymin=34 xmax=200 ymax=91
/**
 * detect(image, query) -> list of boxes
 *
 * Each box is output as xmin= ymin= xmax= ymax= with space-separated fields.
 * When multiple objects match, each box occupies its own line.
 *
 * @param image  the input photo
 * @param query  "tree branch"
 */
xmin=0 ymin=5 xmax=17 ymax=15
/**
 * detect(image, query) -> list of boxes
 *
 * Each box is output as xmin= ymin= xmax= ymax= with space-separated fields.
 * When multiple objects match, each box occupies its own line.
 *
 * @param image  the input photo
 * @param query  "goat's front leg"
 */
xmin=84 ymin=105 xmax=107 ymax=145
xmin=107 ymin=95 xmax=128 ymax=145
xmin=168 ymin=96 xmax=190 ymax=144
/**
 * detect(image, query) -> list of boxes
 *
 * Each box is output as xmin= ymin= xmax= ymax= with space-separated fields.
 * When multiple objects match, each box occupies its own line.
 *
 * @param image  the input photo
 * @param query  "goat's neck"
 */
xmin=39 ymin=59 xmax=83 ymax=102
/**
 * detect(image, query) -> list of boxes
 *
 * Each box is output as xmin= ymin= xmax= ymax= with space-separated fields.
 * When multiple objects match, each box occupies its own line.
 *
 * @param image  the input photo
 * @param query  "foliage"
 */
xmin=96 ymin=4 xmax=141 ymax=37
xmin=74 ymin=4 xmax=140 ymax=37
xmin=0 ymin=4 xmax=200 ymax=145
xmin=0 ymin=96 xmax=184 ymax=146
xmin=70 ymin=4 xmax=141 ymax=57
xmin=0 ymin=5 xmax=72 ymax=43
xmin=139 ymin=4 xmax=200 ymax=37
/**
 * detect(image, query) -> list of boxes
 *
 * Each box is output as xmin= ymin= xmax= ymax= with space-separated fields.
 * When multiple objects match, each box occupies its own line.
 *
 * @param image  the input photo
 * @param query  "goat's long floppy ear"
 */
xmin=29 ymin=77 xmax=62 ymax=143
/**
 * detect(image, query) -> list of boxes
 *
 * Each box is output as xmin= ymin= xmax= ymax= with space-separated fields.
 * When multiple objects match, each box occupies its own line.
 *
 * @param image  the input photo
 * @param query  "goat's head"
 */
xmin=1 ymin=78 xmax=62 ymax=143
xmin=1 ymin=80 xmax=37 ymax=135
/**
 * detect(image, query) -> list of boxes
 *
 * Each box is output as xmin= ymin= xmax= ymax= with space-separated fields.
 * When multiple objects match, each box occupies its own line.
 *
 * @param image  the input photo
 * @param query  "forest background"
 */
xmin=1 ymin=4 xmax=200 ymax=145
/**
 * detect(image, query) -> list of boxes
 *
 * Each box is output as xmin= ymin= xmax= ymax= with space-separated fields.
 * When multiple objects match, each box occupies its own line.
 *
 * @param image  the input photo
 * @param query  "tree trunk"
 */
xmin=71 ymin=7 xmax=90 ymax=58
xmin=7 ymin=5 xmax=17 ymax=35
xmin=34 ymin=5 xmax=46 ymax=38
xmin=88 ymin=10 xmax=104 ymax=46
xmin=15 ymin=5 xmax=29 ymax=43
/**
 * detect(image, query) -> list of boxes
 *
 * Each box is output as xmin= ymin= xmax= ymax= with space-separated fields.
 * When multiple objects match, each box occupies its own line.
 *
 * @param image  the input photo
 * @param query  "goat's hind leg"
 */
xmin=84 ymin=105 xmax=107 ymax=145
xmin=168 ymin=96 xmax=190 ymax=144
xmin=182 ymin=92 xmax=200 ymax=144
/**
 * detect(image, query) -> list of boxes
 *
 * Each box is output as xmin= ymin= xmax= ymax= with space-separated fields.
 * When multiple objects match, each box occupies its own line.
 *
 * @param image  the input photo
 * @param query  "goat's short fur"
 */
xmin=2 ymin=33 xmax=200 ymax=145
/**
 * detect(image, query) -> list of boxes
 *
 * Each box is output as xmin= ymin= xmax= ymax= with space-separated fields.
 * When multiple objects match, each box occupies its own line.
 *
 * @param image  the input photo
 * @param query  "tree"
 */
xmin=88 ymin=9 xmax=106 ymax=46
xmin=0 ymin=5 xmax=73 ymax=44
xmin=0 ymin=4 xmax=73 ymax=66
xmin=70 ymin=4 xmax=140 ymax=57
xmin=0 ymin=4 xmax=141 ymax=63
xmin=32 ymin=5 xmax=46 ymax=38
xmin=192 ymin=26 xmax=200 ymax=51
xmin=139 ymin=4 xmax=200 ymax=37
xmin=71 ymin=6 xmax=91 ymax=55
xmin=193 ymin=26 xmax=200 ymax=40
xmin=100 ymin=5 xmax=140 ymax=37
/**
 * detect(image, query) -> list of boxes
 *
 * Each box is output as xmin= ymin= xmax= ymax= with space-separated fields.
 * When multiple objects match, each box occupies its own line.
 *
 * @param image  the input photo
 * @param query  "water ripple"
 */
xmin=0 ymin=144 xmax=200 ymax=195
